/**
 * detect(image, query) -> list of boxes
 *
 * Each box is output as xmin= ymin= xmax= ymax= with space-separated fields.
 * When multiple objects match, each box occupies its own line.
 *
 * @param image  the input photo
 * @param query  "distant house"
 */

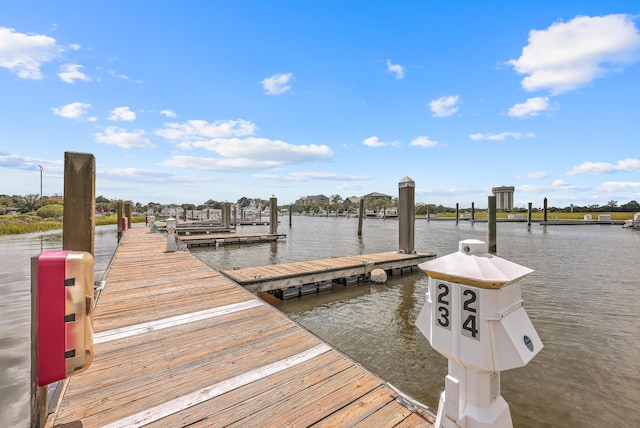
xmin=345 ymin=196 xmax=360 ymax=205
xmin=295 ymin=194 xmax=330 ymax=206
xmin=361 ymin=192 xmax=392 ymax=202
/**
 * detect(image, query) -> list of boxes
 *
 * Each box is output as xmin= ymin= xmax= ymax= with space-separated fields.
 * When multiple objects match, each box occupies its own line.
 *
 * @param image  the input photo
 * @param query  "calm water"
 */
xmin=1 ymin=219 xmax=639 ymax=427
xmin=192 ymin=216 xmax=640 ymax=428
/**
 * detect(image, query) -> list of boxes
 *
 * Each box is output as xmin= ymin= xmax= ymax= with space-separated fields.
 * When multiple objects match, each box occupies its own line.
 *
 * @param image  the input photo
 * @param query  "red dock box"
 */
xmin=37 ymin=250 xmax=94 ymax=386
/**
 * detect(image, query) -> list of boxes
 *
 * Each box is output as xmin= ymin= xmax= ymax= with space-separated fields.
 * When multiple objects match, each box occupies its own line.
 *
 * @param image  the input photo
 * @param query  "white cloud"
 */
xmin=567 ymin=158 xmax=640 ymax=176
xmin=386 ymin=59 xmax=405 ymax=79
xmin=363 ymin=136 xmax=387 ymax=147
xmin=261 ymin=72 xmax=293 ymax=95
xmin=181 ymin=137 xmax=333 ymax=164
xmin=58 ymin=63 xmax=91 ymax=83
xmin=254 ymin=171 xmax=372 ymax=182
xmin=410 ymin=136 xmax=439 ymax=147
xmin=108 ymin=106 xmax=136 ymax=122
xmin=508 ymin=97 xmax=550 ymax=118
xmin=93 ymin=126 xmax=155 ymax=149
xmin=0 ymin=27 xmax=62 ymax=79
xmin=157 ymin=117 xmax=332 ymax=171
xmin=160 ymin=155 xmax=280 ymax=171
xmin=156 ymin=119 xmax=256 ymax=142
xmin=160 ymin=109 xmax=177 ymax=118
xmin=527 ymin=171 xmax=549 ymax=179
xmin=552 ymin=179 xmax=571 ymax=187
xmin=469 ymin=131 xmax=535 ymax=141
xmin=599 ymin=181 xmax=640 ymax=192
xmin=428 ymin=95 xmax=460 ymax=117
xmin=508 ymin=14 xmax=640 ymax=94
xmin=52 ymin=102 xmax=92 ymax=119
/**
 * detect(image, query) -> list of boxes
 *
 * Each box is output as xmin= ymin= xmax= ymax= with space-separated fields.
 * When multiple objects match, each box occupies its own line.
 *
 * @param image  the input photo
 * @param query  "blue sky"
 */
xmin=1 ymin=1 xmax=639 ymax=208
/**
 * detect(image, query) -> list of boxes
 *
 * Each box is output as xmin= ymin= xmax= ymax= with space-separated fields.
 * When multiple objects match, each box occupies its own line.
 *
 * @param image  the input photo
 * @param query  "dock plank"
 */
xmin=47 ymin=227 xmax=434 ymax=428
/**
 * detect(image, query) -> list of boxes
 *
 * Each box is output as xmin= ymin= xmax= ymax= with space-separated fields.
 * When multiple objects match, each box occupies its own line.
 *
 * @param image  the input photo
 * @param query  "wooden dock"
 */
xmin=179 ymin=232 xmax=287 ymax=247
xmin=223 ymin=252 xmax=436 ymax=293
xmin=46 ymin=227 xmax=435 ymax=427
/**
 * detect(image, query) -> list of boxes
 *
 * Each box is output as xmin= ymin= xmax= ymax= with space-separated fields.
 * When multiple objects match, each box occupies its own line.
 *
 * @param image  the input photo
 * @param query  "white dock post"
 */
xmin=165 ymin=218 xmax=177 ymax=252
xmin=415 ymin=239 xmax=543 ymax=428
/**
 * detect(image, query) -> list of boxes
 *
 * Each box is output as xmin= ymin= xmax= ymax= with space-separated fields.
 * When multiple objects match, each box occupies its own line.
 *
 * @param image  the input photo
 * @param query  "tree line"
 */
xmin=2 ymin=193 xmax=639 ymax=216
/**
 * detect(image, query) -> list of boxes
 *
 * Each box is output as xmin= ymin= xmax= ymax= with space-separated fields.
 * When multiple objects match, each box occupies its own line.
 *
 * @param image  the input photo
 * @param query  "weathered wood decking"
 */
xmin=223 ymin=252 xmax=436 ymax=293
xmin=46 ymin=227 xmax=434 ymax=427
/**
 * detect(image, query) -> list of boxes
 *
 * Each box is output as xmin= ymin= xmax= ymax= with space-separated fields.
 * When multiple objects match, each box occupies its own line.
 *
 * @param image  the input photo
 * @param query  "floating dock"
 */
xmin=223 ymin=252 xmax=436 ymax=294
xmin=45 ymin=227 xmax=435 ymax=427
xmin=178 ymin=232 xmax=287 ymax=247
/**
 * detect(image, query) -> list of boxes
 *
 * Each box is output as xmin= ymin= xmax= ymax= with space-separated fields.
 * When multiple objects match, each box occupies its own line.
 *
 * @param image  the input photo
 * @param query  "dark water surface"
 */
xmin=2 ymin=219 xmax=639 ymax=427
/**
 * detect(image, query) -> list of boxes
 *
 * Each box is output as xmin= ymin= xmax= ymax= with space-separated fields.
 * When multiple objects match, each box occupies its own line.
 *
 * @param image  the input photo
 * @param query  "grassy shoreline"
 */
xmin=0 ymin=214 xmax=147 ymax=235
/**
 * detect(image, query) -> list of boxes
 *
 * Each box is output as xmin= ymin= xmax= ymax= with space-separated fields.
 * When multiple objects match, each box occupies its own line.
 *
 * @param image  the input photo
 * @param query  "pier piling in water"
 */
xmin=398 ymin=176 xmax=415 ymax=254
xmin=488 ymin=195 xmax=497 ymax=255
xmin=269 ymin=196 xmax=278 ymax=235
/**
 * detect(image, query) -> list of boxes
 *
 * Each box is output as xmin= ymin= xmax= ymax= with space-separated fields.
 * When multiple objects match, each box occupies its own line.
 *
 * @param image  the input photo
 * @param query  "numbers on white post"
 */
xmin=435 ymin=283 xmax=451 ymax=330
xmin=461 ymin=286 xmax=480 ymax=340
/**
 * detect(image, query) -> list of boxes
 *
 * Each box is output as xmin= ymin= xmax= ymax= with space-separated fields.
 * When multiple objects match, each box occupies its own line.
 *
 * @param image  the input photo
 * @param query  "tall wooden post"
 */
xmin=528 ymin=202 xmax=533 ymax=226
xmin=289 ymin=204 xmax=292 ymax=227
xmin=358 ymin=199 xmax=364 ymax=236
xmin=488 ymin=195 xmax=497 ymax=255
xmin=269 ymin=196 xmax=278 ymax=234
xmin=126 ymin=203 xmax=132 ymax=230
xmin=63 ymin=152 xmax=95 ymax=255
xmin=471 ymin=202 xmax=475 ymax=221
xmin=116 ymin=201 xmax=123 ymax=242
xmin=30 ymin=257 xmax=47 ymax=428
xmin=543 ymin=197 xmax=548 ymax=223
xmin=233 ymin=205 xmax=237 ymax=228
xmin=398 ymin=176 xmax=415 ymax=254
xmin=456 ymin=203 xmax=459 ymax=224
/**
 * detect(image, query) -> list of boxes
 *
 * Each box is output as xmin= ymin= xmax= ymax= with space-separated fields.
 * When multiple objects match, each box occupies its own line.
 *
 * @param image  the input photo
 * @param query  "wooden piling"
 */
xmin=117 ymin=201 xmax=123 ymax=241
xmin=398 ymin=176 xmax=415 ymax=254
xmin=358 ymin=199 xmax=364 ymax=236
xmin=269 ymin=197 xmax=277 ymax=235
xmin=30 ymin=257 xmax=47 ymax=428
xmin=62 ymin=152 xmax=96 ymax=255
xmin=528 ymin=202 xmax=533 ymax=226
xmin=488 ymin=195 xmax=497 ymax=255
xmin=456 ymin=203 xmax=459 ymax=224
xmin=471 ymin=202 xmax=475 ymax=221
xmin=125 ymin=203 xmax=132 ymax=230
xmin=289 ymin=204 xmax=292 ymax=227
xmin=543 ymin=197 xmax=548 ymax=223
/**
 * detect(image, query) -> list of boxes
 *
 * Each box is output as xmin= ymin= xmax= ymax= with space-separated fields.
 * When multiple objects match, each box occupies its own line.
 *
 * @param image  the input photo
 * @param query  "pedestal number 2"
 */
xmin=461 ymin=286 xmax=480 ymax=340
xmin=436 ymin=283 xmax=451 ymax=330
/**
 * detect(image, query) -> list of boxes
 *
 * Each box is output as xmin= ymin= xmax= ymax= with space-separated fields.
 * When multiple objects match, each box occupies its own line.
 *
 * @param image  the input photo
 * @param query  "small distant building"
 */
xmin=345 ymin=196 xmax=360 ymax=205
xmin=295 ymin=194 xmax=330 ymax=206
xmin=492 ymin=186 xmax=515 ymax=212
xmin=361 ymin=192 xmax=392 ymax=202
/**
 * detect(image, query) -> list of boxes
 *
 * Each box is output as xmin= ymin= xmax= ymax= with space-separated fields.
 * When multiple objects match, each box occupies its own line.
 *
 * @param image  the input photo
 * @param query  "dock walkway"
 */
xmin=47 ymin=227 xmax=434 ymax=427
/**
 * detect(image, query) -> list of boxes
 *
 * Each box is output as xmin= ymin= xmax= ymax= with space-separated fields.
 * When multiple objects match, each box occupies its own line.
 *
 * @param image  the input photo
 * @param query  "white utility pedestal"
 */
xmin=165 ymin=217 xmax=177 ymax=252
xmin=416 ymin=239 xmax=543 ymax=428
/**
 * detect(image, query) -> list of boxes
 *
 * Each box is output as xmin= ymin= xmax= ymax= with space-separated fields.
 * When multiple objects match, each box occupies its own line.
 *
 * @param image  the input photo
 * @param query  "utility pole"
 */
xmin=38 ymin=164 xmax=43 ymax=203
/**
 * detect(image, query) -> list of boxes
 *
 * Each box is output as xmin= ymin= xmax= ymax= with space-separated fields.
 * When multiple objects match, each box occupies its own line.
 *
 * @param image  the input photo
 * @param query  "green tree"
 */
xmin=19 ymin=194 xmax=40 ymax=212
xmin=37 ymin=204 xmax=64 ymax=218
